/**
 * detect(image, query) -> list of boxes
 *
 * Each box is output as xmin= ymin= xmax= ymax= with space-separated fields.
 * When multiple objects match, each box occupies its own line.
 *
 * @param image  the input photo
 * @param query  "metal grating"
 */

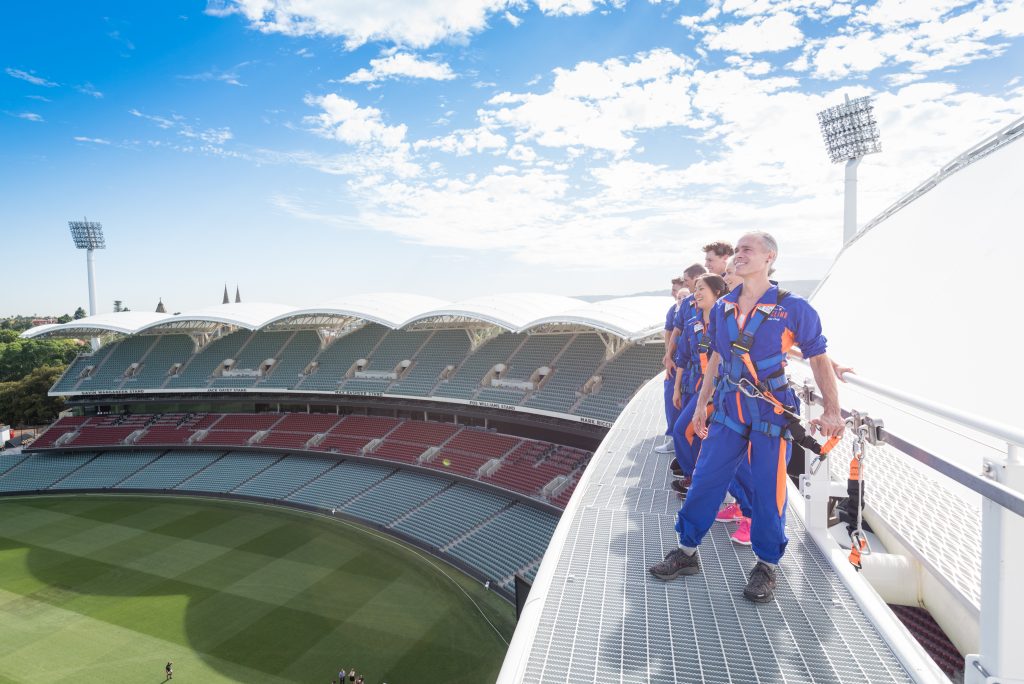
xmin=521 ymin=380 xmax=913 ymax=683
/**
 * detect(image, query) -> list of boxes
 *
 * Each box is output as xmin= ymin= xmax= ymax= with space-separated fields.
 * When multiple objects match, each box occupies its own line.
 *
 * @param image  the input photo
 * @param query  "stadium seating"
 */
xmin=342 ymin=469 xmax=450 ymax=526
xmin=51 ymin=450 xmax=159 ymax=489
xmin=287 ymin=459 xmax=394 ymax=509
xmin=392 ymin=483 xmax=512 ymax=548
xmin=165 ymin=330 xmax=250 ymax=389
xmin=0 ymin=452 xmax=97 ymax=491
xmin=524 ymin=334 xmax=606 ymax=414
xmin=50 ymin=326 xmax=663 ymax=428
xmin=447 ymin=504 xmax=558 ymax=584
xmin=50 ymin=346 xmax=116 ymax=393
xmin=0 ymin=448 xmax=563 ymax=590
xmin=232 ymin=454 xmax=336 ymax=499
xmin=175 ymin=452 xmax=281 ymax=492
xmin=574 ymin=343 xmax=664 ymax=423
xmin=433 ymin=333 xmax=525 ymax=399
xmin=388 ymin=330 xmax=470 ymax=397
xmin=116 ymin=450 xmax=223 ymax=489
xmin=123 ymin=334 xmax=194 ymax=388
xmin=297 ymin=324 xmax=388 ymax=392
xmin=260 ymin=330 xmax=321 ymax=388
xmin=25 ymin=413 xmax=592 ymax=507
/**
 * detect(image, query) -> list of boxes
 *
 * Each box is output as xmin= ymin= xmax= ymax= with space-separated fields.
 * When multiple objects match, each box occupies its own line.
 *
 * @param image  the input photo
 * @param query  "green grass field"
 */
xmin=0 ymin=495 xmax=517 ymax=684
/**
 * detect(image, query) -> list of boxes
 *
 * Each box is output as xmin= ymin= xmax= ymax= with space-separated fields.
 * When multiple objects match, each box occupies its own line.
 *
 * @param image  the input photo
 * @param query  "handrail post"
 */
xmin=797 ymin=381 xmax=830 ymax=537
xmin=966 ymin=443 xmax=1024 ymax=684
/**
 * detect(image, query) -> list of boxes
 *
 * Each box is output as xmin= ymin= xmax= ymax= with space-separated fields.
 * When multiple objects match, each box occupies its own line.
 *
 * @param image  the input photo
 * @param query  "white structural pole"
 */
xmin=966 ymin=442 xmax=1024 ymax=684
xmin=844 ymin=156 xmax=862 ymax=244
xmin=86 ymin=247 xmax=99 ymax=351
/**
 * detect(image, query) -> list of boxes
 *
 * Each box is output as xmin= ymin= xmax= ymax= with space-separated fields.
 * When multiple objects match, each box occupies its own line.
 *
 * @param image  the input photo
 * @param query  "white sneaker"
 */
xmin=654 ymin=441 xmax=675 ymax=453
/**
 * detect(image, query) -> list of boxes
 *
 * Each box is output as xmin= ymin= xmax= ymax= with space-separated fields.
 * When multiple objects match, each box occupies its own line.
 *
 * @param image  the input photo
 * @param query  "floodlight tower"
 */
xmin=817 ymin=95 xmax=882 ymax=244
xmin=68 ymin=218 xmax=106 ymax=350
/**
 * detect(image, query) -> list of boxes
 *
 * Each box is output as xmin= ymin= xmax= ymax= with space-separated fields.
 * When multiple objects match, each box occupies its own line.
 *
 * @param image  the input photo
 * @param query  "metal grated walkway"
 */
xmin=515 ymin=379 xmax=914 ymax=683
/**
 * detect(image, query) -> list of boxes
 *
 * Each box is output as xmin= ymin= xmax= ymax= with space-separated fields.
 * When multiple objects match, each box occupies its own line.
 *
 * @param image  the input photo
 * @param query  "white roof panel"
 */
xmin=409 ymin=293 xmax=586 ymax=330
xmin=264 ymin=293 xmax=452 ymax=329
xmin=523 ymin=296 xmax=672 ymax=340
xmin=20 ymin=312 xmax=169 ymax=339
xmin=135 ymin=302 xmax=298 ymax=333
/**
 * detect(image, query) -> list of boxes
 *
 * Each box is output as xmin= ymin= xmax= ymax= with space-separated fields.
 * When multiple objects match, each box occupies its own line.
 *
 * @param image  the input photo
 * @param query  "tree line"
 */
xmin=0 ymin=329 xmax=80 ymax=427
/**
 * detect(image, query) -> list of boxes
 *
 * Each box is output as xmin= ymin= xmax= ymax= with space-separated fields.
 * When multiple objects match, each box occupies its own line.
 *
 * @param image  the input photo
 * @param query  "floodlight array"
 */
xmin=68 ymin=220 xmax=106 ymax=250
xmin=817 ymin=96 xmax=882 ymax=164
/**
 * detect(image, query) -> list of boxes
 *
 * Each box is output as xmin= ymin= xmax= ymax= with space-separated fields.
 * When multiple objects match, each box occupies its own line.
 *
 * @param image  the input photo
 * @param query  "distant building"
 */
xmin=31 ymin=317 xmax=57 ymax=326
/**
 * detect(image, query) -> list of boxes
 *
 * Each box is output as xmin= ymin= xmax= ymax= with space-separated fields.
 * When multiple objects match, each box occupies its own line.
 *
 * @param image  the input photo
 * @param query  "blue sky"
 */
xmin=2 ymin=0 xmax=1022 ymax=317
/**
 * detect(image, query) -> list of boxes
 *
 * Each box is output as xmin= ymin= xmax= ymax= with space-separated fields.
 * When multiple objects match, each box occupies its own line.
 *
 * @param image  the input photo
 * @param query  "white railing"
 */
xmin=789 ymin=361 xmax=1024 ymax=684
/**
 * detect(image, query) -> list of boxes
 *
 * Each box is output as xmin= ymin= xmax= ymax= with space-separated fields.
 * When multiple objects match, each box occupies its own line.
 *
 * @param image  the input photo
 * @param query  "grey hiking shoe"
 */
xmin=743 ymin=561 xmax=777 ymax=603
xmin=649 ymin=548 xmax=700 ymax=580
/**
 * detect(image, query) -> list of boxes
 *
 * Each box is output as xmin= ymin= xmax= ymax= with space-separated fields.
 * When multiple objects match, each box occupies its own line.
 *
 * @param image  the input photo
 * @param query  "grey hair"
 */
xmin=744 ymin=231 xmax=779 ymax=272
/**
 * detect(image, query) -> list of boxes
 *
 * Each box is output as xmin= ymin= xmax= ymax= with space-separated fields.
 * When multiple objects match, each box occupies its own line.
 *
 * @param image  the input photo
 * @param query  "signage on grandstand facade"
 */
xmin=50 ymin=387 xmax=614 ymax=428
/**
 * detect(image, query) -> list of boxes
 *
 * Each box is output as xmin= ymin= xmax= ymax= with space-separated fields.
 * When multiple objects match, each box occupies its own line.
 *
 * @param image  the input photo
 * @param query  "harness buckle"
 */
xmin=731 ymin=331 xmax=755 ymax=354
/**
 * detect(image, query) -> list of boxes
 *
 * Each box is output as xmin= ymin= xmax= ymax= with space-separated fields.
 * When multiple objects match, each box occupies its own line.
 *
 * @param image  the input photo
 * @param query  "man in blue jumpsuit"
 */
xmin=649 ymin=232 xmax=845 ymax=602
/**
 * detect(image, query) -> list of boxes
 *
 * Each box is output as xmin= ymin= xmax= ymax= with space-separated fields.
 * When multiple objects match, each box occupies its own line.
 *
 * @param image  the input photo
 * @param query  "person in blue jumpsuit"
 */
xmin=669 ymin=274 xmax=755 ymax=545
xmin=656 ymin=277 xmax=687 ymax=452
xmin=657 ymin=265 xmax=705 ymax=453
xmin=649 ymin=231 xmax=845 ymax=603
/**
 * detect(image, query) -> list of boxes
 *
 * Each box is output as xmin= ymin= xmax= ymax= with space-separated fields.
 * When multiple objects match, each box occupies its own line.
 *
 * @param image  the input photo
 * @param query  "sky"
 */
xmin=1 ymin=0 xmax=1022 ymax=317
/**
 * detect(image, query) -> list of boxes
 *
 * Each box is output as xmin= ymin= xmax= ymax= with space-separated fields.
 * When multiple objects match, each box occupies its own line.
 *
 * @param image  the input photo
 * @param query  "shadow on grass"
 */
xmin=0 ymin=496 xmax=515 ymax=684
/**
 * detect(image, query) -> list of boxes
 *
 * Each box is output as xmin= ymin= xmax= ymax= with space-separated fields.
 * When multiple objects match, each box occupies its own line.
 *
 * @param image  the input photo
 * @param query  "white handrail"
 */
xmin=841 ymin=373 xmax=1024 ymax=449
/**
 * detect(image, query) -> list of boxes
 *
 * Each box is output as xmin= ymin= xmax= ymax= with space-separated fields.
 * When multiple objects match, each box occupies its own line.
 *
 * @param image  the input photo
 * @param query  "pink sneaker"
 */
xmin=730 ymin=518 xmax=751 ymax=546
xmin=715 ymin=503 xmax=743 ymax=523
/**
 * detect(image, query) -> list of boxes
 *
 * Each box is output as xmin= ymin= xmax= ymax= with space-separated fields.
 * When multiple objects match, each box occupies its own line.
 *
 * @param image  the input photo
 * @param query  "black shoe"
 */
xmin=649 ymin=548 xmax=701 ymax=580
xmin=743 ymin=562 xmax=777 ymax=603
xmin=670 ymin=461 xmax=682 ymax=475
xmin=671 ymin=477 xmax=692 ymax=495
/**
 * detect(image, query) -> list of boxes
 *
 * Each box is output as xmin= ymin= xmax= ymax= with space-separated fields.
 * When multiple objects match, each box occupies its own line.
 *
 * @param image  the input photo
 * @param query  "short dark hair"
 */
xmin=683 ymin=263 xmax=707 ymax=279
xmin=695 ymin=273 xmax=729 ymax=300
xmin=702 ymin=241 xmax=734 ymax=257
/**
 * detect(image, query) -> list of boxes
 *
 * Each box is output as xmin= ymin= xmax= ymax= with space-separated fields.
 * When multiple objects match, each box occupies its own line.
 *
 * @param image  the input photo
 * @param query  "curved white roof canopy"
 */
xmin=134 ymin=302 xmax=299 ymax=334
xmin=523 ymin=296 xmax=672 ymax=341
xmin=20 ymin=312 xmax=168 ymax=339
xmin=262 ymin=293 xmax=452 ymax=330
xmin=20 ymin=293 xmax=671 ymax=341
xmin=405 ymin=293 xmax=586 ymax=331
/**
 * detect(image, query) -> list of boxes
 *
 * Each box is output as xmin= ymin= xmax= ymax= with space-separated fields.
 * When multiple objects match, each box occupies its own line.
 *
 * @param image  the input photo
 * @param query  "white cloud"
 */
xmin=705 ymin=11 xmax=805 ymax=53
xmin=6 ymin=68 xmax=58 ymax=87
xmin=210 ymin=0 xmax=511 ymax=49
xmin=76 ymin=82 xmax=104 ymax=98
xmin=73 ymin=136 xmax=111 ymax=144
xmin=504 ymin=11 xmax=523 ymax=25
xmin=209 ymin=0 xmax=625 ymax=48
xmin=414 ymin=127 xmax=508 ymax=155
xmin=14 ymin=112 xmax=44 ymax=122
xmin=342 ymin=53 xmax=456 ymax=84
xmin=180 ymin=126 xmax=233 ymax=145
xmin=179 ymin=64 xmax=249 ymax=86
xmin=305 ymin=94 xmax=409 ymax=148
xmin=480 ymin=49 xmax=699 ymax=154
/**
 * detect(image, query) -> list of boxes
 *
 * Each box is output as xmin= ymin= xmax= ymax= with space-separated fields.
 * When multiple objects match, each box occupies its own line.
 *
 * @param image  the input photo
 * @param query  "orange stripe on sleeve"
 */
xmin=781 ymin=327 xmax=796 ymax=353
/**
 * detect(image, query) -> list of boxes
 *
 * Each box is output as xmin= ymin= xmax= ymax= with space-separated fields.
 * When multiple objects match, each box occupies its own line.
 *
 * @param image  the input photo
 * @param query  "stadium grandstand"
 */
xmin=6 ymin=292 xmax=668 ymax=599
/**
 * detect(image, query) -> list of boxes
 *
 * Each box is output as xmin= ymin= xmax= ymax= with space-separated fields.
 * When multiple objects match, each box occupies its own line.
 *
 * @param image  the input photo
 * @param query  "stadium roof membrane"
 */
xmin=21 ymin=292 xmax=671 ymax=342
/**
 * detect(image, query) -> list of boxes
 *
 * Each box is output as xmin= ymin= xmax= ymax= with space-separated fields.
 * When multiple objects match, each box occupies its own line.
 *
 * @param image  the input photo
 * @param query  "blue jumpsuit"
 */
xmin=676 ymin=285 xmax=827 ymax=565
xmin=671 ymin=311 xmax=753 ymax=518
xmin=662 ymin=302 xmax=681 ymax=436
xmin=662 ymin=297 xmax=694 ymax=435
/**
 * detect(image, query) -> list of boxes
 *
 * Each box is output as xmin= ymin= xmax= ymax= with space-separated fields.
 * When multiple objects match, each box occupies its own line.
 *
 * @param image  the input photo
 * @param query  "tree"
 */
xmin=0 ymin=365 xmax=66 ymax=426
xmin=113 ymin=300 xmax=123 ymax=312
xmin=0 ymin=337 xmax=80 ymax=382
xmin=57 ymin=314 xmax=73 ymax=324
xmin=73 ymin=307 xmax=87 ymax=320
